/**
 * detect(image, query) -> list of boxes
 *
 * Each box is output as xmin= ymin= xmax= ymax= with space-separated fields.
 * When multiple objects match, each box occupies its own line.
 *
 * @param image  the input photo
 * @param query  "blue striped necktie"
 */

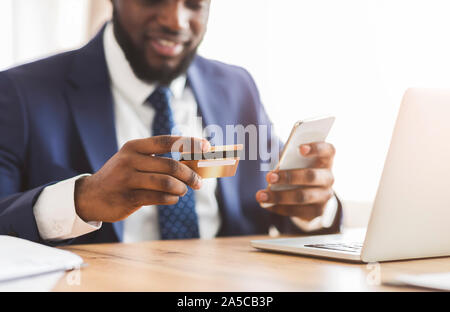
xmin=147 ymin=86 xmax=200 ymax=240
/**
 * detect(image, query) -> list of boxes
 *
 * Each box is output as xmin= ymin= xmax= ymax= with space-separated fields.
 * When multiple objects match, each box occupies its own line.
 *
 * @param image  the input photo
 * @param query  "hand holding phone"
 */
xmin=270 ymin=116 xmax=335 ymax=191
xmin=258 ymin=116 xmax=336 ymax=211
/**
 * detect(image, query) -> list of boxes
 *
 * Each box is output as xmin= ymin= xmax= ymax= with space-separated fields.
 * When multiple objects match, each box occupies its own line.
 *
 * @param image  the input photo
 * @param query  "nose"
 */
xmin=158 ymin=0 xmax=190 ymax=32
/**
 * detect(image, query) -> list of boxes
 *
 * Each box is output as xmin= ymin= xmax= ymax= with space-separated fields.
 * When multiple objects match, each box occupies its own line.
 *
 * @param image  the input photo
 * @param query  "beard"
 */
xmin=112 ymin=10 xmax=198 ymax=86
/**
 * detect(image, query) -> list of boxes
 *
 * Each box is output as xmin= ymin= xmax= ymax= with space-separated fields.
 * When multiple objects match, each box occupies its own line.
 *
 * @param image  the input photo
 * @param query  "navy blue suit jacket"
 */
xmin=0 ymin=29 xmax=341 ymax=245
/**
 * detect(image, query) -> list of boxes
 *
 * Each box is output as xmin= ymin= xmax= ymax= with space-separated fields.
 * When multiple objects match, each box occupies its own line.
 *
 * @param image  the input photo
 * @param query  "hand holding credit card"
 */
xmin=180 ymin=144 xmax=243 ymax=179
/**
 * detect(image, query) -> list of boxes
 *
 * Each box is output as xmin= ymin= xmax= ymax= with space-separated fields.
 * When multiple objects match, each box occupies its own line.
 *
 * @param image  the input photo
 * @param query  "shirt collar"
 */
xmin=103 ymin=22 xmax=186 ymax=106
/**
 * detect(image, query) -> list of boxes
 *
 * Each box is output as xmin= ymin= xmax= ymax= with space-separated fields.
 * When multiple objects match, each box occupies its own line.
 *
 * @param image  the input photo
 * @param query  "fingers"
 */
xmin=130 ymin=172 xmax=188 ymax=196
xmin=300 ymin=142 xmax=335 ymax=158
xmin=124 ymin=136 xmax=210 ymax=155
xmin=264 ymin=204 xmax=325 ymax=221
xmin=299 ymin=142 xmax=335 ymax=168
xmin=257 ymin=141 xmax=336 ymax=221
xmin=256 ymin=187 xmax=333 ymax=206
xmin=131 ymin=154 xmax=202 ymax=190
xmin=129 ymin=189 xmax=181 ymax=207
xmin=267 ymin=168 xmax=334 ymax=187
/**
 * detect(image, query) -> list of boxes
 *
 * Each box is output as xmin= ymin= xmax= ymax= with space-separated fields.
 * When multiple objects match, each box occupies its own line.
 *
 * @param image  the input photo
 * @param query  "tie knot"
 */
xmin=148 ymin=86 xmax=172 ymax=110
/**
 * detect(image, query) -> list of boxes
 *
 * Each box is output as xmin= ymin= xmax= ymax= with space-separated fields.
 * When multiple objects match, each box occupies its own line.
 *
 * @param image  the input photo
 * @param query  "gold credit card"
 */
xmin=180 ymin=144 xmax=243 ymax=179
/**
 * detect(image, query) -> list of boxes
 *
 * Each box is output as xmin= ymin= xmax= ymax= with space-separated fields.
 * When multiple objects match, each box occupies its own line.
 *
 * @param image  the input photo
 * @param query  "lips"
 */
xmin=149 ymin=38 xmax=184 ymax=57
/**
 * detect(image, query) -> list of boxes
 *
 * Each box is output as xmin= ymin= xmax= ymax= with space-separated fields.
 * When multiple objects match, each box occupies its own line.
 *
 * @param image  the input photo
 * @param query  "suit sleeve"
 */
xmin=241 ymin=69 xmax=343 ymax=235
xmin=0 ymin=73 xmax=48 ymax=243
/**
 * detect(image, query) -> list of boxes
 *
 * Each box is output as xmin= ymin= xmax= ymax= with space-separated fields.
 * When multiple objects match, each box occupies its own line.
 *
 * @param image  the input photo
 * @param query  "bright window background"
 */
xmin=2 ymin=0 xmax=450 ymax=212
xmin=0 ymin=0 xmax=89 ymax=67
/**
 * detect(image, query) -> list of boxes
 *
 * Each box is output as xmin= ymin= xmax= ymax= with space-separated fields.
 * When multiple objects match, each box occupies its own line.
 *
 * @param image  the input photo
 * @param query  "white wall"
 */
xmin=200 ymin=0 xmax=450 ymax=204
xmin=0 ymin=0 xmax=89 ymax=67
xmin=0 ymin=0 xmax=14 ymax=69
xmin=2 ymin=0 xmax=450 ymax=205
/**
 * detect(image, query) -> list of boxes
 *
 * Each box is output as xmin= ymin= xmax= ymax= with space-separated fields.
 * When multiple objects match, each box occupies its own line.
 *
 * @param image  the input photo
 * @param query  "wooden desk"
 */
xmin=53 ymin=236 xmax=450 ymax=291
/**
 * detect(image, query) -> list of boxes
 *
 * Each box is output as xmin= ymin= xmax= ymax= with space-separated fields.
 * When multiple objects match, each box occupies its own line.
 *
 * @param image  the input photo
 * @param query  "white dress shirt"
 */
xmin=33 ymin=23 xmax=337 ymax=242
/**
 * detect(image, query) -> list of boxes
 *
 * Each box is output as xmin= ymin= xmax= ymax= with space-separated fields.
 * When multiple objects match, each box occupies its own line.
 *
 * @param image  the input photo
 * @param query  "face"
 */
xmin=112 ymin=0 xmax=211 ymax=85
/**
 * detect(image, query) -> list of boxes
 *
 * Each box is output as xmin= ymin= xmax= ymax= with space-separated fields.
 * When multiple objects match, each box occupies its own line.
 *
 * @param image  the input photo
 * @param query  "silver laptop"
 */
xmin=252 ymin=88 xmax=450 ymax=262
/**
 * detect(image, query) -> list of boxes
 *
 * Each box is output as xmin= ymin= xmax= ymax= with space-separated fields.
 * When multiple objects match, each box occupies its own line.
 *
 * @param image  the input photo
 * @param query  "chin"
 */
xmin=146 ymin=56 xmax=183 ymax=71
xmin=133 ymin=48 xmax=197 ymax=84
xmin=148 ymin=61 xmax=179 ymax=73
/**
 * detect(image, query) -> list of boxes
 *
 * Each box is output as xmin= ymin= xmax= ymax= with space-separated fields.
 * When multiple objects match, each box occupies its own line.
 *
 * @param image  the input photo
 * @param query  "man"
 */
xmin=0 ymin=0 xmax=341 ymax=245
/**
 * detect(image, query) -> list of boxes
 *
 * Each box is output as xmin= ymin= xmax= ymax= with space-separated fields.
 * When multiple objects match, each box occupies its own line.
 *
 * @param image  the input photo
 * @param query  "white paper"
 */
xmin=393 ymin=272 xmax=450 ymax=291
xmin=0 ymin=236 xmax=83 ymax=286
xmin=0 ymin=271 xmax=65 ymax=292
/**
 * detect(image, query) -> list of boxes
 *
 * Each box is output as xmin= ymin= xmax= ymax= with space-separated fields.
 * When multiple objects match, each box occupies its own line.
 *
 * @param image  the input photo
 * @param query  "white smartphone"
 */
xmin=261 ymin=116 xmax=335 ymax=208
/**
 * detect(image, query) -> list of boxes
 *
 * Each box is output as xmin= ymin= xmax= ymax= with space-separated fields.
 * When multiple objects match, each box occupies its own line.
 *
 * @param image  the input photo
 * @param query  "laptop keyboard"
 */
xmin=304 ymin=242 xmax=363 ymax=253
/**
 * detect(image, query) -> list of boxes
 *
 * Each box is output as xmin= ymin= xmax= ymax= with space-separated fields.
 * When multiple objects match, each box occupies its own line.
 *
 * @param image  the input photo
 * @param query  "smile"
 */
xmin=150 ymin=38 xmax=184 ymax=57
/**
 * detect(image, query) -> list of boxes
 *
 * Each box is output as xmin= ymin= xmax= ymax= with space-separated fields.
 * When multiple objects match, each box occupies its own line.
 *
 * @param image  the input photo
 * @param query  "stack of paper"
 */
xmin=0 ymin=235 xmax=83 ymax=291
xmin=391 ymin=272 xmax=450 ymax=291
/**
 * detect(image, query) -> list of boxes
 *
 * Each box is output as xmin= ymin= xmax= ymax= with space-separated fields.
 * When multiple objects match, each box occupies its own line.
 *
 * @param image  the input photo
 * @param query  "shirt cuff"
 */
xmin=290 ymin=195 xmax=338 ymax=232
xmin=33 ymin=174 xmax=102 ymax=241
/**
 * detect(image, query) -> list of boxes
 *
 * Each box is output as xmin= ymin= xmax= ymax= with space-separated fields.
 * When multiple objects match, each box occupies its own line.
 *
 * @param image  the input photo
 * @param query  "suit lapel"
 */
xmin=65 ymin=27 xmax=123 ymax=241
xmin=65 ymin=84 xmax=117 ymax=173
xmin=65 ymin=28 xmax=118 ymax=173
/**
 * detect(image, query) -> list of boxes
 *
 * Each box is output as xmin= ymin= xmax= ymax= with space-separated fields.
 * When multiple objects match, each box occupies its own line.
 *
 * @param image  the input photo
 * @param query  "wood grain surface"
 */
xmin=53 ymin=236 xmax=450 ymax=292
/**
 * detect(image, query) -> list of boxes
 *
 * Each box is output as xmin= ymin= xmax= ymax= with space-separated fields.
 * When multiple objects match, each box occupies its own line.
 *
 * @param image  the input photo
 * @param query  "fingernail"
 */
xmin=300 ymin=145 xmax=311 ymax=155
xmin=269 ymin=173 xmax=279 ymax=184
xmin=202 ymin=140 xmax=211 ymax=152
xmin=258 ymin=192 xmax=269 ymax=202
xmin=195 ymin=176 xmax=203 ymax=189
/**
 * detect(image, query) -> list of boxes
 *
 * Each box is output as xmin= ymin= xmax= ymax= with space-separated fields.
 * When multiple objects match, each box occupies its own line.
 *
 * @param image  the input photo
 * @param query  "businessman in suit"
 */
xmin=0 ymin=0 xmax=341 ymax=245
